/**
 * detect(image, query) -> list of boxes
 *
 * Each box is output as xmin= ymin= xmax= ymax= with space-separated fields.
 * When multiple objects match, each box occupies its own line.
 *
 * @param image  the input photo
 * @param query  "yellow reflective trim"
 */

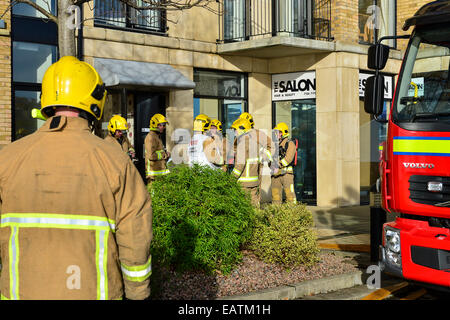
xmin=121 ymin=256 xmax=152 ymax=282
xmin=393 ymin=137 xmax=450 ymax=156
xmin=146 ymin=169 xmax=170 ymax=176
xmin=1 ymin=293 xmax=9 ymax=300
xmin=9 ymin=227 xmax=19 ymax=300
xmin=155 ymin=150 xmax=163 ymax=160
xmin=238 ymin=176 xmax=259 ymax=182
xmin=1 ymin=213 xmax=116 ymax=232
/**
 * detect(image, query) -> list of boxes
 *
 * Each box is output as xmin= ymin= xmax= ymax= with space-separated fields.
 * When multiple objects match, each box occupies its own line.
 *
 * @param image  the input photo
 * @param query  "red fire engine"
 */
xmin=365 ymin=0 xmax=450 ymax=289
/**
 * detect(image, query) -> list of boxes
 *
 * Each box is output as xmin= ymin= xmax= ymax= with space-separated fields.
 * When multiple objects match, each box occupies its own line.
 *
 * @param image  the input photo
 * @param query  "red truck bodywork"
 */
xmin=371 ymin=0 xmax=450 ymax=289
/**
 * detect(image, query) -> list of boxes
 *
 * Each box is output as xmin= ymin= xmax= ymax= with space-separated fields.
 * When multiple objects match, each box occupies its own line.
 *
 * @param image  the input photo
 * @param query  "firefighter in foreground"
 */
xmin=188 ymin=114 xmax=223 ymax=169
xmin=105 ymin=114 xmax=136 ymax=162
xmin=271 ymin=122 xmax=297 ymax=204
xmin=0 ymin=56 xmax=152 ymax=300
xmin=144 ymin=113 xmax=170 ymax=184
xmin=231 ymin=118 xmax=261 ymax=207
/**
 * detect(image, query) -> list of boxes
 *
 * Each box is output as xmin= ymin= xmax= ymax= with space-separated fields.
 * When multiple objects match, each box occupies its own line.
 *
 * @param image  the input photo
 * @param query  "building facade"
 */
xmin=0 ymin=0 xmax=432 ymax=207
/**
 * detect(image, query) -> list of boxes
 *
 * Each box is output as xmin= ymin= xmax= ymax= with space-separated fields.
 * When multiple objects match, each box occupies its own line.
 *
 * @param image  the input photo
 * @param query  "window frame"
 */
xmin=193 ymin=68 xmax=249 ymax=125
xmin=358 ymin=0 xmax=397 ymax=49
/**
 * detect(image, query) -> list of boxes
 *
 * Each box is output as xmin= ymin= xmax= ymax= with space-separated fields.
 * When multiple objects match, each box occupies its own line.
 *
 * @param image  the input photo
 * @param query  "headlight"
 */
xmin=385 ymin=227 xmax=401 ymax=253
xmin=384 ymin=226 xmax=402 ymax=268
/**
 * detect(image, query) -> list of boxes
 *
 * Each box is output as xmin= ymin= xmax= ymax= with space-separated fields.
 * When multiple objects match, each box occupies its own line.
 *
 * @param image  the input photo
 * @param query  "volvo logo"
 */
xmin=403 ymin=162 xmax=435 ymax=169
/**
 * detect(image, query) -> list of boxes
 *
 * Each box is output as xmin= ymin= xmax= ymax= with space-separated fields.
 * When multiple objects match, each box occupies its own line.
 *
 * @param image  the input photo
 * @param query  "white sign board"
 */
xmin=408 ymin=77 xmax=424 ymax=97
xmin=272 ymin=71 xmax=316 ymax=101
xmin=359 ymin=72 xmax=393 ymax=99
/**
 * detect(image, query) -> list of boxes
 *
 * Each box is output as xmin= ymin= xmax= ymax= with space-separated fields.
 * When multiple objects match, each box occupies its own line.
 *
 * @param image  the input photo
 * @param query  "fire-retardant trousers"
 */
xmin=271 ymin=173 xmax=297 ymax=204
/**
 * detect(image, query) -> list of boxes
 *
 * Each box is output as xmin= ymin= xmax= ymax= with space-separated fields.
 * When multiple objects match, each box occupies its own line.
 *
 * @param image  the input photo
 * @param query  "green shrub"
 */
xmin=149 ymin=164 xmax=255 ymax=274
xmin=248 ymin=203 xmax=320 ymax=267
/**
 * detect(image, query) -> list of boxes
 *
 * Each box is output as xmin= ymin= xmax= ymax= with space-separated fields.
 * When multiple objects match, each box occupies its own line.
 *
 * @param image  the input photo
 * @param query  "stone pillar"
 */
xmin=316 ymin=52 xmax=360 ymax=207
xmin=166 ymin=66 xmax=194 ymax=165
xmin=248 ymin=73 xmax=272 ymax=203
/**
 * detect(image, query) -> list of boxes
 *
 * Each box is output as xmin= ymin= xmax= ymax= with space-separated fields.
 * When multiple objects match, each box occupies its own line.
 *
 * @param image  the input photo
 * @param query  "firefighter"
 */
xmin=145 ymin=113 xmax=170 ymax=184
xmin=271 ymin=122 xmax=297 ymax=204
xmin=238 ymin=112 xmax=273 ymax=164
xmin=209 ymin=119 xmax=228 ymax=172
xmin=188 ymin=114 xmax=223 ymax=169
xmin=105 ymin=114 xmax=136 ymax=162
xmin=0 ymin=56 xmax=152 ymax=300
xmin=231 ymin=118 xmax=261 ymax=207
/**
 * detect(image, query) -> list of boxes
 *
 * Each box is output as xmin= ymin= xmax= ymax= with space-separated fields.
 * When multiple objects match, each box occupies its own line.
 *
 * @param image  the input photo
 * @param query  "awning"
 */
xmin=94 ymin=57 xmax=195 ymax=90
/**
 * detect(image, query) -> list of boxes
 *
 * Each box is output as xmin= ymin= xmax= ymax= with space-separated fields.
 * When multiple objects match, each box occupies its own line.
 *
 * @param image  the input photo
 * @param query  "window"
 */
xmin=12 ymin=0 xmax=57 ymax=18
xmin=193 ymin=69 xmax=248 ymax=130
xmin=94 ymin=0 xmax=166 ymax=34
xmin=12 ymin=2 xmax=58 ymax=141
xmin=273 ymin=100 xmax=317 ymax=205
xmin=13 ymin=42 xmax=57 ymax=83
xmin=358 ymin=0 xmax=396 ymax=48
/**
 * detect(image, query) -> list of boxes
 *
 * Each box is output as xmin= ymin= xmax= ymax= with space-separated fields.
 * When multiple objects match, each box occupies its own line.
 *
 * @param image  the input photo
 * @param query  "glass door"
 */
xmin=274 ymin=99 xmax=317 ymax=204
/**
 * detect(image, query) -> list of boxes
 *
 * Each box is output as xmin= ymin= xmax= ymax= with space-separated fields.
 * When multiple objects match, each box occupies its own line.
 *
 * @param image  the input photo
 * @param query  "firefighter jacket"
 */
xmin=104 ymin=133 xmax=135 ymax=157
xmin=210 ymin=132 xmax=228 ymax=170
xmin=274 ymin=137 xmax=296 ymax=176
xmin=0 ymin=116 xmax=152 ymax=300
xmin=254 ymin=128 xmax=274 ymax=163
xmin=188 ymin=132 xmax=223 ymax=169
xmin=232 ymin=130 xmax=261 ymax=188
xmin=144 ymin=130 xmax=169 ymax=179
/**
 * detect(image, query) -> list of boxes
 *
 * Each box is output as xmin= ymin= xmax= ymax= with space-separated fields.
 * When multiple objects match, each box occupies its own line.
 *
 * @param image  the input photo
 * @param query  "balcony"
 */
xmin=217 ymin=0 xmax=334 ymax=58
xmin=93 ymin=0 xmax=167 ymax=35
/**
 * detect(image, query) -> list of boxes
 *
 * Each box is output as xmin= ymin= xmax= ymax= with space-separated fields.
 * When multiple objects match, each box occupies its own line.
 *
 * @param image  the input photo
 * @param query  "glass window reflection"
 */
xmin=14 ymin=90 xmax=45 ymax=140
xmin=12 ymin=0 xmax=57 ymax=18
xmin=13 ymin=41 xmax=57 ymax=83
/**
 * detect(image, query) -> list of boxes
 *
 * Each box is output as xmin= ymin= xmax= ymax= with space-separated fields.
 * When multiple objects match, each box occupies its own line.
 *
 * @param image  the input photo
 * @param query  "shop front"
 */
xmin=272 ymin=71 xmax=317 ymax=205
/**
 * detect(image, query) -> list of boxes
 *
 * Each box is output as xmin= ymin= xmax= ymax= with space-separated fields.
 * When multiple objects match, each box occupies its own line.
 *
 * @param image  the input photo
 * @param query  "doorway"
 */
xmin=273 ymin=99 xmax=317 ymax=204
xmin=134 ymin=92 xmax=166 ymax=180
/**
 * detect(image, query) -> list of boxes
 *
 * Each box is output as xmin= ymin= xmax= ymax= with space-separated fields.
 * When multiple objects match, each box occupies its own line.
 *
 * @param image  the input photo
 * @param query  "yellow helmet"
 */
xmin=193 ymin=114 xmax=211 ymax=132
xmin=41 ymin=56 xmax=107 ymax=121
xmin=210 ymin=119 xmax=222 ymax=132
xmin=149 ymin=113 xmax=169 ymax=131
xmin=231 ymin=118 xmax=251 ymax=136
xmin=239 ymin=112 xmax=254 ymax=128
xmin=108 ymin=115 xmax=128 ymax=134
xmin=274 ymin=122 xmax=290 ymax=138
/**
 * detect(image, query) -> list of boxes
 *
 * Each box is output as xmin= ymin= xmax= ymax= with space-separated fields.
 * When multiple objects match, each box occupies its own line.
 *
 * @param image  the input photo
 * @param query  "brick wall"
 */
xmin=396 ymin=0 xmax=430 ymax=51
xmin=0 ymin=0 xmax=11 ymax=148
xmin=331 ymin=0 xmax=359 ymax=43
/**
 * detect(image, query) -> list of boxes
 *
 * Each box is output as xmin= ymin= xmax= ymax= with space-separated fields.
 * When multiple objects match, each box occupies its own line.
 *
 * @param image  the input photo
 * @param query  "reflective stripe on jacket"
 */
xmin=0 ymin=116 xmax=152 ymax=300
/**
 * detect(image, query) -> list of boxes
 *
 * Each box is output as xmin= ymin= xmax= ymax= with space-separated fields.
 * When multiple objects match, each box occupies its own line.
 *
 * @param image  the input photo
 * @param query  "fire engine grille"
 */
xmin=411 ymin=246 xmax=450 ymax=272
xmin=409 ymin=175 xmax=450 ymax=206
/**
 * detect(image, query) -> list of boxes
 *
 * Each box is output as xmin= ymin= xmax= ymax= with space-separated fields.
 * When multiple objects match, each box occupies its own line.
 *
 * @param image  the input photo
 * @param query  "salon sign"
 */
xmin=272 ymin=71 xmax=316 ymax=101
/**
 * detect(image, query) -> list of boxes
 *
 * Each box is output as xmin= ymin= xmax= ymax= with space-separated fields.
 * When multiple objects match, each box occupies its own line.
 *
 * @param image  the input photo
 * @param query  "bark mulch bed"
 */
xmin=150 ymin=250 xmax=361 ymax=300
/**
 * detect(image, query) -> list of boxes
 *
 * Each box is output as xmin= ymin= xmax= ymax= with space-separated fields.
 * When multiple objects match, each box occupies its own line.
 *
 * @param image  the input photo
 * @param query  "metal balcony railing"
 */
xmin=94 ymin=0 xmax=167 ymax=34
xmin=219 ymin=0 xmax=332 ymax=43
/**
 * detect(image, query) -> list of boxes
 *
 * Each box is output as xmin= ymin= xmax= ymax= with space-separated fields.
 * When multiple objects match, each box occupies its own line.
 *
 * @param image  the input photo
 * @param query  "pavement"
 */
xmin=218 ymin=204 xmax=401 ymax=300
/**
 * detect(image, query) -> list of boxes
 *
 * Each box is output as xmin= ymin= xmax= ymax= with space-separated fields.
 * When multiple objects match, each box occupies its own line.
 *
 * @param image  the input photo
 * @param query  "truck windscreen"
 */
xmin=394 ymin=25 xmax=450 ymax=124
